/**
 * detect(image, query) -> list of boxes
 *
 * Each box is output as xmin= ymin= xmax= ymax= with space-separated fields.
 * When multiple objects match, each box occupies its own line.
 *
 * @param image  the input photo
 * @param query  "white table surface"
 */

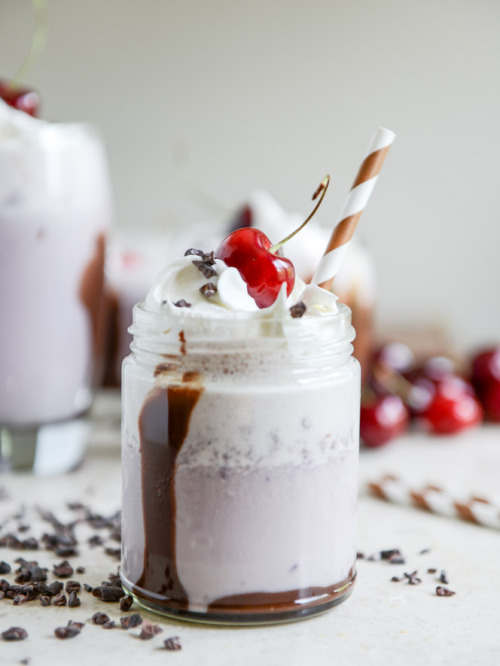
xmin=1 ymin=390 xmax=499 ymax=666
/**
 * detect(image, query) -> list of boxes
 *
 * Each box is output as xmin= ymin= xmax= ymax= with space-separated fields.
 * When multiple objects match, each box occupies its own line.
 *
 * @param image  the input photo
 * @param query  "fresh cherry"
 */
xmin=214 ymin=227 xmax=295 ymax=308
xmin=418 ymin=383 xmax=483 ymax=435
xmin=228 ymin=204 xmax=253 ymax=233
xmin=0 ymin=79 xmax=40 ymax=117
xmin=470 ymin=347 xmax=500 ymax=422
xmin=470 ymin=347 xmax=500 ymax=390
xmin=478 ymin=379 xmax=500 ymax=423
xmin=360 ymin=392 xmax=409 ymax=448
xmin=215 ymin=175 xmax=330 ymax=308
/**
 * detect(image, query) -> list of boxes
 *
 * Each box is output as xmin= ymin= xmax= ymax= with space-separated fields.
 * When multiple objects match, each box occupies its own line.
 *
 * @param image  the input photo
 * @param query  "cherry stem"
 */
xmin=11 ymin=0 xmax=48 ymax=88
xmin=268 ymin=174 xmax=330 ymax=254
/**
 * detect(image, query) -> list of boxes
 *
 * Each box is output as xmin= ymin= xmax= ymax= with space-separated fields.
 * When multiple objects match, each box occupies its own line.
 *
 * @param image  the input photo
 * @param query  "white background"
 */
xmin=2 ymin=0 xmax=500 ymax=351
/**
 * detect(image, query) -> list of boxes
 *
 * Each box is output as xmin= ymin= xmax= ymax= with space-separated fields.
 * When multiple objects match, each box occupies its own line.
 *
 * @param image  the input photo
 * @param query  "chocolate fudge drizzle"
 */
xmin=137 ymin=379 xmax=203 ymax=608
xmin=79 ymin=232 xmax=107 ymax=381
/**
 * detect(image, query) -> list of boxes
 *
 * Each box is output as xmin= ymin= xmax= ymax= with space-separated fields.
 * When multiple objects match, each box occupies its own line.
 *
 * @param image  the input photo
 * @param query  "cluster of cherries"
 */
xmin=360 ymin=343 xmax=500 ymax=448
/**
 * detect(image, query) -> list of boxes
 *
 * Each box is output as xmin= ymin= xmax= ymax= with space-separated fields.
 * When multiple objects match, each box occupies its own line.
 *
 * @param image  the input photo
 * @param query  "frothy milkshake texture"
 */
xmin=0 ymin=100 xmax=111 ymax=426
xmin=121 ymin=240 xmax=360 ymax=622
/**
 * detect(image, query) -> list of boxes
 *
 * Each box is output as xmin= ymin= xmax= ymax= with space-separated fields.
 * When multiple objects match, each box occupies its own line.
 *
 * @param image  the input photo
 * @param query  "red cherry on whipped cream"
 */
xmin=214 ymin=228 xmax=295 ymax=309
xmin=0 ymin=79 xmax=40 ymax=117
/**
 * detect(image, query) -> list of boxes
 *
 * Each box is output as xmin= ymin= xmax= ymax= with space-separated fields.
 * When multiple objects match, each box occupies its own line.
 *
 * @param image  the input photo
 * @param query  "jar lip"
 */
xmin=130 ymin=300 xmax=355 ymax=349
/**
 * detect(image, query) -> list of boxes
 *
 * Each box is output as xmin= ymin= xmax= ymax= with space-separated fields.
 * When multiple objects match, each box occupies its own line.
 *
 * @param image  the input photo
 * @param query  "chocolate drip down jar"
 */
xmin=121 ymin=297 xmax=360 ymax=624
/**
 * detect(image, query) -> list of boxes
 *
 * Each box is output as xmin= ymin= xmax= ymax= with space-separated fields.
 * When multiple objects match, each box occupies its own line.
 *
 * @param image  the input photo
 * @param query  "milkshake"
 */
xmin=121 ymin=232 xmax=360 ymax=623
xmin=0 ymin=99 xmax=112 ymax=472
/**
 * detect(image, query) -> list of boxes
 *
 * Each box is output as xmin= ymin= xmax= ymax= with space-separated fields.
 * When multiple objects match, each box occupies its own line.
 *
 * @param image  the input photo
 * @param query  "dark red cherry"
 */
xmin=419 ymin=387 xmax=483 ymax=435
xmin=360 ymin=393 xmax=409 ymax=448
xmin=214 ymin=227 xmax=295 ymax=308
xmin=470 ymin=347 xmax=500 ymax=390
xmin=478 ymin=379 xmax=500 ymax=422
xmin=0 ymin=79 xmax=40 ymax=117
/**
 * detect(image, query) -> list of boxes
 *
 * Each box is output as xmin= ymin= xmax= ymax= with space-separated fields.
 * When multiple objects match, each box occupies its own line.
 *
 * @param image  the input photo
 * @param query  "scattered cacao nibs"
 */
xmin=356 ymin=552 xmax=365 ymax=560
xmin=199 ymin=282 xmax=217 ymax=297
xmin=65 ymin=581 xmax=81 ymax=594
xmin=92 ymin=586 xmax=125 ymax=602
xmin=391 ymin=576 xmax=404 ymax=582
xmin=83 ymin=583 xmax=93 ymax=593
xmin=17 ymin=524 xmax=30 ymax=533
xmin=439 ymin=570 xmax=449 ymax=585
xmin=0 ymin=533 xmax=23 ymax=549
xmin=67 ymin=502 xmax=86 ymax=511
xmin=54 ymin=626 xmax=80 ymax=639
xmin=388 ymin=553 xmax=406 ymax=565
xmin=404 ymin=571 xmax=422 ymax=585
xmin=139 ymin=620 xmax=163 ymax=640
xmin=67 ymin=591 xmax=80 ymax=607
xmin=427 ymin=568 xmax=437 ymax=574
xmin=0 ymin=561 xmax=11 ymax=574
xmin=88 ymin=535 xmax=103 ymax=547
xmin=48 ymin=581 xmax=63 ymax=595
xmin=0 ymin=591 xmax=5 ymax=600
xmin=40 ymin=596 xmax=51 ymax=606
xmin=1 ymin=626 xmax=28 ymax=641
xmin=102 ymin=621 xmax=116 ymax=629
xmin=164 ymin=636 xmax=182 ymax=651
xmin=104 ymin=547 xmax=121 ymax=560
xmin=119 ymin=595 xmax=133 ymax=612
xmin=290 ymin=301 xmax=307 ymax=318
xmin=52 ymin=593 xmax=67 ymax=606
xmin=436 ymin=586 xmax=456 ymax=597
xmin=22 ymin=538 xmax=39 ymax=550
xmin=14 ymin=559 xmax=47 ymax=584
xmin=174 ymin=300 xmax=192 ymax=308
xmin=0 ymin=579 xmax=10 ymax=591
xmin=193 ymin=260 xmax=218 ymax=279
xmin=120 ymin=613 xmax=142 ymax=630
xmin=75 ymin=566 xmax=85 ymax=575
xmin=419 ymin=548 xmax=431 ymax=555
xmin=184 ymin=248 xmax=204 ymax=257
xmin=380 ymin=549 xmax=402 ymax=560
xmin=55 ymin=545 xmax=78 ymax=557
xmin=92 ymin=612 xmax=110 ymax=626
xmin=52 ymin=560 xmax=73 ymax=578
xmin=67 ymin=621 xmax=85 ymax=631
xmin=13 ymin=594 xmax=27 ymax=605
xmin=107 ymin=573 xmax=122 ymax=587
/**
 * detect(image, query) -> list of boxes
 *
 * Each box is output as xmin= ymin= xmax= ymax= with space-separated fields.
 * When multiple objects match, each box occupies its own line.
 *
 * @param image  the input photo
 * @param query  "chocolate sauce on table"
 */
xmin=137 ymin=379 xmax=203 ymax=608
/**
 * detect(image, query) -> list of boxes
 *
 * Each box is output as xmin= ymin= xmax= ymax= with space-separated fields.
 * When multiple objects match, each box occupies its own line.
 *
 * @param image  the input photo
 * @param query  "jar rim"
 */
xmin=130 ymin=300 xmax=355 ymax=354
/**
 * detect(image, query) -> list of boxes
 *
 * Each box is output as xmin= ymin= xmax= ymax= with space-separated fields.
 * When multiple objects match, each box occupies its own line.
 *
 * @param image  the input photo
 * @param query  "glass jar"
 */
xmin=121 ymin=301 xmax=360 ymax=624
xmin=0 ymin=103 xmax=112 ymax=473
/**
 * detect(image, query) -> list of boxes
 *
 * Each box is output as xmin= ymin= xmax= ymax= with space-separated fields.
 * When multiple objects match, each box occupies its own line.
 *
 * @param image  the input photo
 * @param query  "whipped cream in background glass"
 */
xmin=121 ymin=247 xmax=360 ymax=623
xmin=0 ymin=100 xmax=112 ymax=473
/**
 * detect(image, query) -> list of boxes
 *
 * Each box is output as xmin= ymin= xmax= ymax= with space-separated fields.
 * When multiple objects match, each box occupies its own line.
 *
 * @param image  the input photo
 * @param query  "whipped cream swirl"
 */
xmin=144 ymin=254 xmax=339 ymax=319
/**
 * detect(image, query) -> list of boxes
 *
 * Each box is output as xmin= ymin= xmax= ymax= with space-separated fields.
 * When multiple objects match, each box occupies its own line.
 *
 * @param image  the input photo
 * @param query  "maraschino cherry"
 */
xmin=215 ymin=227 xmax=294 ymax=308
xmin=214 ymin=176 xmax=330 ymax=309
xmin=0 ymin=79 xmax=40 ymax=117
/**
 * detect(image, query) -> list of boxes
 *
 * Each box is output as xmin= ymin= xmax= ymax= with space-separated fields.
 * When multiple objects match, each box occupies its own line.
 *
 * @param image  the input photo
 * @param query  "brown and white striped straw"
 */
xmin=366 ymin=474 xmax=500 ymax=531
xmin=312 ymin=127 xmax=395 ymax=290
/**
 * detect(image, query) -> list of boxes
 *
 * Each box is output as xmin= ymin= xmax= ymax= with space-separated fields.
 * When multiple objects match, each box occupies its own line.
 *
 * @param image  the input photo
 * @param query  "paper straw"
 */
xmin=366 ymin=474 xmax=500 ymax=531
xmin=312 ymin=127 xmax=395 ymax=290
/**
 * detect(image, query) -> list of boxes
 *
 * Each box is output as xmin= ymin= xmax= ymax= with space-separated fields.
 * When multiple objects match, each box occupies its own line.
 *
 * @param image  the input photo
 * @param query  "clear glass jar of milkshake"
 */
xmin=121 ymin=247 xmax=360 ymax=624
xmin=0 ymin=99 xmax=112 ymax=473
